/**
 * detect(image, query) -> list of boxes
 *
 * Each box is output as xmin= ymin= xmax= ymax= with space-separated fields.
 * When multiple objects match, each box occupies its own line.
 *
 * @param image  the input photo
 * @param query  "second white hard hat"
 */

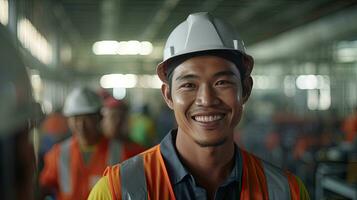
xmin=63 ymin=87 xmax=102 ymax=117
xmin=157 ymin=12 xmax=254 ymax=83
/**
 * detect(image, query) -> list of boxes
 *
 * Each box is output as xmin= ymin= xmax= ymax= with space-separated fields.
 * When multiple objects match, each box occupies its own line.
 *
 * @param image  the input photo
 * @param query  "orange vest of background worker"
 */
xmin=89 ymin=12 xmax=310 ymax=200
xmin=40 ymin=87 xmax=142 ymax=200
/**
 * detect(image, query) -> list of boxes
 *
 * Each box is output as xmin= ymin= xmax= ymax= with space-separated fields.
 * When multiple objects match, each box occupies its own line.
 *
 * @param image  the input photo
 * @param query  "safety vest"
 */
xmin=58 ymin=138 xmax=121 ymax=200
xmin=106 ymin=145 xmax=300 ymax=200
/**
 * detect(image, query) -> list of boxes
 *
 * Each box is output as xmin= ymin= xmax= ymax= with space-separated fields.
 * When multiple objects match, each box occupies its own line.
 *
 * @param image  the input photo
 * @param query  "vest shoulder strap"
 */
xmin=118 ymin=145 xmax=175 ymax=200
xmin=59 ymin=138 xmax=72 ymax=194
xmin=240 ymin=149 xmax=269 ymax=199
xmin=241 ymin=148 xmax=300 ymax=200
xmin=108 ymin=140 xmax=122 ymax=165
xmin=261 ymin=160 xmax=291 ymax=200
xmin=120 ymin=154 xmax=147 ymax=200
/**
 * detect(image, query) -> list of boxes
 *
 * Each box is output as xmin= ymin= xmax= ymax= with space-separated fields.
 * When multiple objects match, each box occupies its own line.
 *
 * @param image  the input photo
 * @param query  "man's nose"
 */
xmin=195 ymin=85 xmax=220 ymax=106
xmin=76 ymin=119 xmax=85 ymax=131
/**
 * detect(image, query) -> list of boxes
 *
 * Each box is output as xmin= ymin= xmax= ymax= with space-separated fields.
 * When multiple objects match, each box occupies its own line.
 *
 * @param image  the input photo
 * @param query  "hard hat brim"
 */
xmin=157 ymin=49 xmax=254 ymax=83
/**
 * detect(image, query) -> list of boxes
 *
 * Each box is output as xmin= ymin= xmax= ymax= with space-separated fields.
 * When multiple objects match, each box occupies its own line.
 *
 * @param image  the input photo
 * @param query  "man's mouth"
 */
xmin=192 ymin=114 xmax=225 ymax=122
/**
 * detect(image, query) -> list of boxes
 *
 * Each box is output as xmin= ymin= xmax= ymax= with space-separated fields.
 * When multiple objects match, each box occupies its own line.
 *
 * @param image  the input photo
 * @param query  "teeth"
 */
xmin=194 ymin=115 xmax=223 ymax=122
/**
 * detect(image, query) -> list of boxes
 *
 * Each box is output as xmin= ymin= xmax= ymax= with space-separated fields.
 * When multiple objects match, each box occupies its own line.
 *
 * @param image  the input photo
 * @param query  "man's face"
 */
xmin=68 ymin=113 xmax=102 ymax=145
xmin=101 ymin=107 xmax=128 ymax=139
xmin=162 ymin=55 xmax=248 ymax=147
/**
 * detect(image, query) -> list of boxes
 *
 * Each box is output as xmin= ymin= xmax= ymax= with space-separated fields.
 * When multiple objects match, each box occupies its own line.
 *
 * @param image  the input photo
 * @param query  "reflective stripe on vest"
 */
xmin=109 ymin=140 xmax=122 ymax=165
xmin=59 ymin=138 xmax=71 ymax=194
xmin=262 ymin=160 xmax=291 ymax=199
xmin=120 ymin=155 xmax=147 ymax=200
xmin=119 ymin=145 xmax=296 ymax=199
xmin=59 ymin=139 xmax=122 ymax=194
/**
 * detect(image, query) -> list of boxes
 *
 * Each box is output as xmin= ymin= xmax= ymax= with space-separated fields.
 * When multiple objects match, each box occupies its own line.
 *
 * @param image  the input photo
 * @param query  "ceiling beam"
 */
xmin=140 ymin=0 xmax=181 ymax=41
xmin=100 ymin=0 xmax=120 ymax=39
xmin=248 ymin=6 xmax=357 ymax=62
xmin=53 ymin=3 xmax=82 ymax=47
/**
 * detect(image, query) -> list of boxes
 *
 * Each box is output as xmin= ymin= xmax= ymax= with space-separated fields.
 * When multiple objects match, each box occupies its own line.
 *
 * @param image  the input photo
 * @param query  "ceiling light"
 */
xmin=139 ymin=41 xmax=153 ymax=55
xmin=0 ymin=0 xmax=8 ymax=26
xmin=17 ymin=18 xmax=53 ymax=65
xmin=296 ymin=75 xmax=318 ymax=90
xmin=113 ymin=88 xmax=126 ymax=100
xmin=92 ymin=40 xmax=119 ymax=55
xmin=100 ymin=74 xmax=137 ymax=88
xmin=93 ymin=40 xmax=153 ymax=55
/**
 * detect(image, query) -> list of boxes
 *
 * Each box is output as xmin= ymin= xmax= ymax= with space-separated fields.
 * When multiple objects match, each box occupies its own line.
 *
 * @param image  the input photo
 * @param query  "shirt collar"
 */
xmin=160 ymin=129 xmax=242 ymax=186
xmin=160 ymin=129 xmax=189 ymax=184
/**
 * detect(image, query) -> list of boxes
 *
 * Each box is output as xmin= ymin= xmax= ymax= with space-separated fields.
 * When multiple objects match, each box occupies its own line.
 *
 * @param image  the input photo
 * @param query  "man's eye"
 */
xmin=181 ymin=83 xmax=195 ymax=88
xmin=216 ymin=80 xmax=230 ymax=86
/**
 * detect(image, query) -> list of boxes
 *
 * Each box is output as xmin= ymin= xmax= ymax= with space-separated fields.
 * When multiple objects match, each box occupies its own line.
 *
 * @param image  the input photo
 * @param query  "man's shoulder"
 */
xmin=44 ymin=137 xmax=73 ymax=156
xmin=117 ymin=144 xmax=160 ymax=166
xmin=240 ymin=148 xmax=285 ymax=174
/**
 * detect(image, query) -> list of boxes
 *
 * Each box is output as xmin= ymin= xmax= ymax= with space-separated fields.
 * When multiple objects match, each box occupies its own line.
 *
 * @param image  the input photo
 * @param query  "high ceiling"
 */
xmin=54 ymin=0 xmax=357 ymax=75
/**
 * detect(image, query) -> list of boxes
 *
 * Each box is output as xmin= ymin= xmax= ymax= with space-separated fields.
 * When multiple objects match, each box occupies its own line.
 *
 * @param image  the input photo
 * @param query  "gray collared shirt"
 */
xmin=160 ymin=130 xmax=242 ymax=200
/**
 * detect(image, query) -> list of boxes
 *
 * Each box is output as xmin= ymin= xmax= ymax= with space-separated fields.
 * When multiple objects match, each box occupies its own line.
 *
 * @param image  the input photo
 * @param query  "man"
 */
xmin=40 ymin=87 xmax=123 ymax=200
xmin=89 ymin=12 xmax=309 ymax=199
xmin=0 ymin=24 xmax=40 ymax=200
xmin=101 ymin=96 xmax=145 ymax=157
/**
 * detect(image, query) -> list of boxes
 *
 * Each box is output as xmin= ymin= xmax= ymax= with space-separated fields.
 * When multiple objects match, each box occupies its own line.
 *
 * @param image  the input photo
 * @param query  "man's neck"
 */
xmin=175 ymin=129 xmax=235 ymax=197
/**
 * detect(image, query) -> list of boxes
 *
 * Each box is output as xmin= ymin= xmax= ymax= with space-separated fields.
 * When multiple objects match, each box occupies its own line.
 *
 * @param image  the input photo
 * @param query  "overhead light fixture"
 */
xmin=100 ymin=74 xmax=138 ymax=88
xmin=137 ymin=75 xmax=162 ymax=89
xmin=296 ymin=75 xmax=331 ymax=110
xmin=335 ymin=40 xmax=357 ymax=63
xmin=93 ymin=40 xmax=153 ymax=55
xmin=252 ymin=75 xmax=278 ymax=90
xmin=0 ymin=0 xmax=8 ymax=26
xmin=17 ymin=18 xmax=53 ymax=65
xmin=93 ymin=40 xmax=119 ymax=55
xmin=139 ymin=41 xmax=153 ymax=55
xmin=100 ymin=74 xmax=162 ymax=89
xmin=113 ymin=88 xmax=126 ymax=100
xmin=296 ymin=75 xmax=318 ymax=90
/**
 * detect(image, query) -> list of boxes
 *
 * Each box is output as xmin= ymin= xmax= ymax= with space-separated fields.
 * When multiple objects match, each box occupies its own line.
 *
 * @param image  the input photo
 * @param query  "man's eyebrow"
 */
xmin=175 ymin=74 xmax=199 ymax=81
xmin=213 ymin=70 xmax=237 ymax=78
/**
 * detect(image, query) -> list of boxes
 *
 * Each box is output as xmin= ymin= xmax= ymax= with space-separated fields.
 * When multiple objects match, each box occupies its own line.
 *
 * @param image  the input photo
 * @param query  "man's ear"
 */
xmin=161 ymin=83 xmax=174 ymax=109
xmin=242 ymin=76 xmax=253 ymax=104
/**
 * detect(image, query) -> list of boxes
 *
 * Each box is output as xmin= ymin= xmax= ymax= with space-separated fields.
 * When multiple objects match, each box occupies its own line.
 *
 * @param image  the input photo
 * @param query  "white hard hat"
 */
xmin=157 ymin=12 xmax=254 ymax=83
xmin=63 ymin=87 xmax=102 ymax=117
xmin=0 ymin=25 xmax=38 ymax=136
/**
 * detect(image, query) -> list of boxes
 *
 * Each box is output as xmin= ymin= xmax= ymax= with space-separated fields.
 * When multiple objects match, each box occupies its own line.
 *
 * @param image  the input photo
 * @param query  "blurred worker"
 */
xmin=89 ymin=12 xmax=309 ymax=199
xmin=39 ymin=109 xmax=70 ymax=166
xmin=39 ymin=87 xmax=122 ymax=200
xmin=129 ymin=104 xmax=157 ymax=147
xmin=101 ymin=96 xmax=145 ymax=157
xmin=0 ymin=24 xmax=39 ymax=200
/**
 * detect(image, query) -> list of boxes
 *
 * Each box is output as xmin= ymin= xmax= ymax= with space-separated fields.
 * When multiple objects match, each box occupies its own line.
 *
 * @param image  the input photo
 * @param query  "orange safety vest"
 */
xmin=105 ymin=145 xmax=300 ymax=200
xmin=40 ymin=137 xmax=144 ymax=200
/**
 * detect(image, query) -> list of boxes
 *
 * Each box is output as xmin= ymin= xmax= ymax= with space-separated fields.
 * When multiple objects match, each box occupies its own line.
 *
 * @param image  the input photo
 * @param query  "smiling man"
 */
xmin=89 ymin=12 xmax=310 ymax=200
